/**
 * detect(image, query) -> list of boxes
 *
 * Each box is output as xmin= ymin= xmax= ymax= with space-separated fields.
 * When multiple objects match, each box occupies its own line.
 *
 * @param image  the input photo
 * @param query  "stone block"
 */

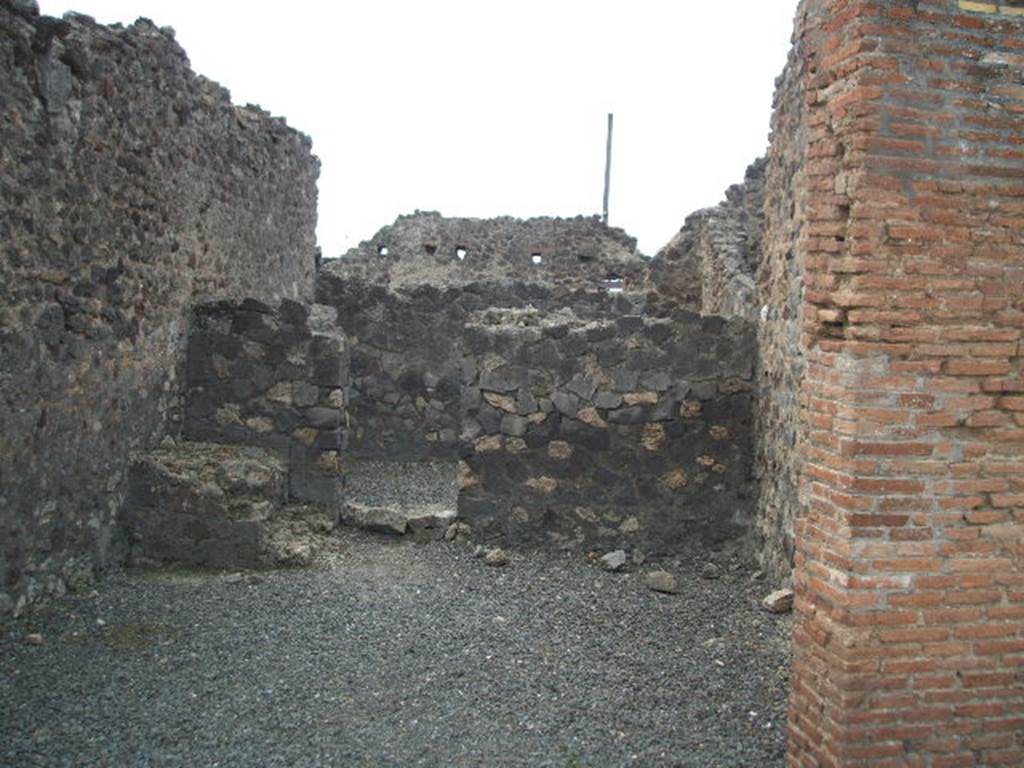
xmin=124 ymin=443 xmax=291 ymax=569
xmin=500 ymin=414 xmax=529 ymax=437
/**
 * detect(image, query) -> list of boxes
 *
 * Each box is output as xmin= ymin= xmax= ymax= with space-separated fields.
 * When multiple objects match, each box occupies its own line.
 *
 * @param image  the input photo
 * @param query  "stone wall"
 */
xmin=327 ymin=211 xmax=648 ymax=291
xmin=754 ymin=24 xmax=810 ymax=586
xmin=0 ymin=2 xmax=319 ymax=616
xmin=458 ymin=308 xmax=756 ymax=553
xmin=183 ymin=299 xmax=348 ymax=505
xmin=772 ymin=1 xmax=1024 ymax=765
xmin=316 ymin=262 xmax=760 ymax=554
xmin=316 ymin=273 xmax=643 ymax=461
xmin=647 ymin=159 xmax=766 ymax=320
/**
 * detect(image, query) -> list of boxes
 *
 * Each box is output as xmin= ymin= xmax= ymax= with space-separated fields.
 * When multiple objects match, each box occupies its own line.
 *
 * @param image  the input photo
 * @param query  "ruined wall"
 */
xmin=328 ymin=212 xmax=648 ymax=291
xmin=317 ymin=247 xmax=760 ymax=553
xmin=458 ymin=308 xmax=756 ymax=553
xmin=316 ymin=271 xmax=642 ymax=461
xmin=183 ymin=299 xmax=348 ymax=504
xmin=646 ymin=159 xmax=765 ymax=320
xmin=754 ymin=22 xmax=811 ymax=585
xmin=0 ymin=2 xmax=319 ymax=616
xmin=770 ymin=1 xmax=1024 ymax=765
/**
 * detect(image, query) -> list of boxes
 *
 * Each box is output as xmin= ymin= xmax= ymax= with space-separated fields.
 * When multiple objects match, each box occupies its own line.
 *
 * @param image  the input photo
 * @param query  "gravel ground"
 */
xmin=1 ymin=529 xmax=791 ymax=768
xmin=345 ymin=460 xmax=458 ymax=511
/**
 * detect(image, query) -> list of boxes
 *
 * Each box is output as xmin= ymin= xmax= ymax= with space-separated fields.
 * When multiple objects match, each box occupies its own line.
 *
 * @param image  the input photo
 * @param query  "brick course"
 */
xmin=771 ymin=1 xmax=1024 ymax=765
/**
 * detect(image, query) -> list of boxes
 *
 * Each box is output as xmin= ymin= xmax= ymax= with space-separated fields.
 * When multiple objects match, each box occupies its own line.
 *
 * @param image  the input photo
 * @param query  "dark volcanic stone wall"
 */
xmin=327 ymin=212 xmax=649 ymax=292
xmin=647 ymin=159 xmax=765 ymax=320
xmin=0 ymin=3 xmax=319 ymax=616
xmin=183 ymin=300 xmax=348 ymax=504
xmin=754 ymin=21 xmax=809 ymax=585
xmin=458 ymin=309 xmax=756 ymax=553
xmin=316 ymin=273 xmax=642 ymax=461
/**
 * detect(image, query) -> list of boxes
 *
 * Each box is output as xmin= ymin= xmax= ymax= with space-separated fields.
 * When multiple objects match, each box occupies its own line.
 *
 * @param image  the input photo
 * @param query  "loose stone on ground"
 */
xmin=0 ymin=529 xmax=791 ymax=767
xmin=645 ymin=570 xmax=680 ymax=594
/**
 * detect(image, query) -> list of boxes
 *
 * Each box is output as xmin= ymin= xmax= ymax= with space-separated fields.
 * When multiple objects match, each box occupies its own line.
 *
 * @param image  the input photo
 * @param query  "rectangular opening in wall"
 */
xmin=601 ymin=275 xmax=625 ymax=293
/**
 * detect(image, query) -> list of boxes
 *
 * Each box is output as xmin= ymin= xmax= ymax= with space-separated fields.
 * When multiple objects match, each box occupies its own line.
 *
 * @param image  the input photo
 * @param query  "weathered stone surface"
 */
xmin=623 ymin=391 xmax=659 ymax=406
xmin=123 ymin=443 xmax=335 ymax=569
xmin=184 ymin=301 xmax=348 ymax=508
xmin=444 ymin=521 xmax=473 ymax=542
xmin=646 ymin=158 xmax=764 ymax=321
xmin=762 ymin=588 xmax=794 ymax=614
xmin=263 ymin=505 xmax=339 ymax=567
xmin=644 ymin=571 xmax=680 ymax=595
xmin=406 ymin=509 xmax=458 ymax=541
xmin=483 ymin=392 xmax=517 ymax=413
xmin=500 ymin=415 xmax=529 ymax=437
xmin=459 ymin=310 xmax=756 ymax=553
xmin=4 ymin=2 xmax=766 ymax=621
xmin=660 ymin=469 xmax=689 ymax=491
xmin=340 ymin=503 xmax=408 ymax=535
xmin=484 ymin=548 xmax=509 ymax=567
xmin=600 ymin=550 xmax=628 ymax=572
xmin=1 ymin=5 xmax=319 ymax=614
xmin=577 ymin=407 xmax=608 ymax=429
xmin=754 ymin=51 xmax=804 ymax=585
xmin=324 ymin=212 xmax=646 ymax=292
xmin=700 ymin=562 xmax=721 ymax=580
xmin=552 ymin=392 xmax=581 ymax=417
xmin=640 ymin=423 xmax=667 ymax=452
xmin=547 ymin=441 xmax=573 ymax=460
xmin=593 ymin=391 xmax=623 ymax=409
xmin=526 ymin=477 xmax=559 ymax=494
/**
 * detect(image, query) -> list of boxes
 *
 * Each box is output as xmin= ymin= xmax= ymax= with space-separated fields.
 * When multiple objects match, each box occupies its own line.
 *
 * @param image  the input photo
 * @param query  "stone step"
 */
xmin=340 ymin=502 xmax=456 ymax=539
xmin=124 ymin=440 xmax=338 ymax=569
xmin=340 ymin=458 xmax=458 ymax=539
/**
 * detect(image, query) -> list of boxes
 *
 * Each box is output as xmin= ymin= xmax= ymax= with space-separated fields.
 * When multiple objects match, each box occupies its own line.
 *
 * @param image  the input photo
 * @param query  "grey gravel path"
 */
xmin=1 ymin=530 xmax=791 ymax=768
xmin=345 ymin=459 xmax=458 ymax=511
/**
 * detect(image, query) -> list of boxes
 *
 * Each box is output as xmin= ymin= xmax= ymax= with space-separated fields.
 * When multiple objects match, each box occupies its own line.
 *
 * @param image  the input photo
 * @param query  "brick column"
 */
xmin=776 ymin=1 xmax=1024 ymax=765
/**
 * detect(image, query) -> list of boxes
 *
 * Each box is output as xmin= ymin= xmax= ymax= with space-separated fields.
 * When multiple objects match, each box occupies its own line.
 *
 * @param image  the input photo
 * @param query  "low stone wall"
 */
xmin=0 ymin=4 xmax=319 ymax=616
xmin=183 ymin=299 xmax=348 ymax=504
xmin=315 ymin=274 xmax=643 ymax=461
xmin=123 ymin=441 xmax=339 ymax=569
xmin=458 ymin=308 xmax=756 ymax=553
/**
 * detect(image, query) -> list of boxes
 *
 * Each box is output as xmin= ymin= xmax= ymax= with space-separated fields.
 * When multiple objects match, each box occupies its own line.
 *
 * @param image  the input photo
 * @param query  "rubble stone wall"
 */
xmin=327 ymin=211 xmax=649 ymax=291
xmin=646 ymin=159 xmax=766 ymax=321
xmin=754 ymin=22 xmax=811 ymax=585
xmin=183 ymin=299 xmax=348 ymax=505
xmin=315 ymin=273 xmax=643 ymax=461
xmin=458 ymin=309 xmax=757 ymax=553
xmin=0 ymin=3 xmax=319 ymax=616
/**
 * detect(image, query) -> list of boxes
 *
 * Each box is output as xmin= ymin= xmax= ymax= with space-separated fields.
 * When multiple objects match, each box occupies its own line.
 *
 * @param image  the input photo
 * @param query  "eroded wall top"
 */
xmin=324 ymin=211 xmax=648 ymax=292
xmin=646 ymin=158 xmax=766 ymax=320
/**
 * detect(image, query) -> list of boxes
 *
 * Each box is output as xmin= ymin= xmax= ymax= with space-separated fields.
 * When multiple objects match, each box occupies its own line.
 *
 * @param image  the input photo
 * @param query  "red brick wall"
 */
xmin=772 ymin=1 xmax=1024 ymax=765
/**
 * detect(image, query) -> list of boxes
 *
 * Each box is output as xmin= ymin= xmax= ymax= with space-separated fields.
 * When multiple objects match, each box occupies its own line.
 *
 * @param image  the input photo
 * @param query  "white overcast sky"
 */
xmin=38 ymin=1 xmax=797 ymax=257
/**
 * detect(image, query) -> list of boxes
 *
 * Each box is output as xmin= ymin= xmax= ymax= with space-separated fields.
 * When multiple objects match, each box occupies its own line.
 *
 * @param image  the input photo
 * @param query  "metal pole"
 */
xmin=602 ymin=113 xmax=613 ymax=226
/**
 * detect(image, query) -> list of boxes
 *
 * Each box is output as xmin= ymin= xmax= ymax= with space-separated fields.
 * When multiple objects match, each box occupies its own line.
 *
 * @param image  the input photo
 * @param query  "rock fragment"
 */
xmin=444 ymin=522 xmax=472 ymax=542
xmin=700 ymin=562 xmax=721 ymax=580
xmin=645 ymin=571 xmax=679 ymax=594
xmin=762 ymin=588 xmax=794 ymax=614
xmin=600 ymin=550 xmax=628 ymax=572
xmin=484 ymin=548 xmax=509 ymax=567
